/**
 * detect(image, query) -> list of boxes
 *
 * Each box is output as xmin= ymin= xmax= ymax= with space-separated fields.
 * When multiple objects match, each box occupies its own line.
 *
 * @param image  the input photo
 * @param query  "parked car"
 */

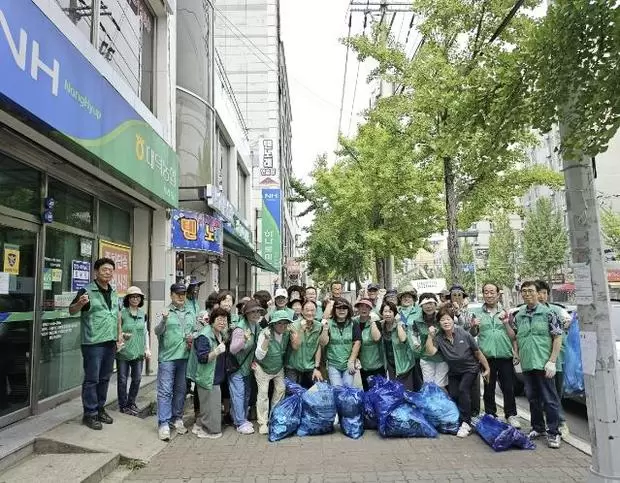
xmin=512 ymin=301 xmax=620 ymax=403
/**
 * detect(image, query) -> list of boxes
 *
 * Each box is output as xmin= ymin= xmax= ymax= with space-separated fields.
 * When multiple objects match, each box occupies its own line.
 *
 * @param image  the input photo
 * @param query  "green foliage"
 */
xmin=522 ymin=0 xmax=620 ymax=157
xmin=441 ymin=239 xmax=476 ymax=296
xmin=600 ymin=207 xmax=620 ymax=256
xmin=521 ymin=198 xmax=569 ymax=281
xmin=346 ymin=0 xmax=561 ymax=283
xmin=487 ymin=212 xmax=518 ymax=289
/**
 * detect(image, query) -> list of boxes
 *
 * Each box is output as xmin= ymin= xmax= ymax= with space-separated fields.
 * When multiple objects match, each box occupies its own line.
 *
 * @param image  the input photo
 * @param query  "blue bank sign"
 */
xmin=0 ymin=1 xmax=178 ymax=206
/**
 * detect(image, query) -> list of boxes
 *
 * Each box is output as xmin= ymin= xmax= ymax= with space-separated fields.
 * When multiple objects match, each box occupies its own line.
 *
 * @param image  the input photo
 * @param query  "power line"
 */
xmin=337 ymin=12 xmax=354 ymax=138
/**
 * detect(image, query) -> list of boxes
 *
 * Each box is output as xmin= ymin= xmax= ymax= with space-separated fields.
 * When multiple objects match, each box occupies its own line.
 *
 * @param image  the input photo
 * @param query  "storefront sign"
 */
xmin=171 ymin=209 xmax=223 ymax=256
xmin=2 ymin=244 xmax=20 ymax=275
xmin=258 ymin=138 xmax=279 ymax=187
xmin=99 ymin=241 xmax=131 ymax=295
xmin=205 ymin=185 xmax=252 ymax=247
xmin=261 ymin=189 xmax=281 ymax=270
xmin=71 ymin=260 xmax=91 ymax=291
xmin=410 ymin=278 xmax=447 ymax=293
xmin=0 ymin=2 xmax=179 ymax=206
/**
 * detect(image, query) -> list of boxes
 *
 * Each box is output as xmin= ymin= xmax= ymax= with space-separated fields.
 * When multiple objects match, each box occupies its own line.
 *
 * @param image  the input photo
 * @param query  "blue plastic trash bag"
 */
xmin=473 ymin=414 xmax=536 ymax=451
xmin=404 ymin=383 xmax=460 ymax=434
xmin=367 ymin=378 xmax=405 ymax=426
xmin=363 ymin=376 xmax=387 ymax=429
xmin=563 ymin=313 xmax=585 ymax=395
xmin=297 ymin=382 xmax=336 ymax=436
xmin=379 ymin=402 xmax=438 ymax=438
xmin=285 ymin=378 xmax=306 ymax=396
xmin=334 ymin=386 xmax=365 ymax=439
xmin=268 ymin=393 xmax=303 ymax=442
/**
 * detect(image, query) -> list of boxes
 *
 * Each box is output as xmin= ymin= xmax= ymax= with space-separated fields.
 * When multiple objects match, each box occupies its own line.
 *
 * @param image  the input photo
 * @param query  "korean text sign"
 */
xmin=99 ymin=241 xmax=131 ymax=296
xmin=171 ymin=210 xmax=223 ymax=256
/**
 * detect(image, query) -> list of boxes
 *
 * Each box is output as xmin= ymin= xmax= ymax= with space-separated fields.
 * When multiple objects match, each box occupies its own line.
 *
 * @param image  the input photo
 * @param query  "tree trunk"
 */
xmin=375 ymin=256 xmax=386 ymax=288
xmin=444 ymin=156 xmax=460 ymax=285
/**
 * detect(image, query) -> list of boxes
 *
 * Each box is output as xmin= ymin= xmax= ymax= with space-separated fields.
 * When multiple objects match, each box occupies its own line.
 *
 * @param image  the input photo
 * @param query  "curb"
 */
xmin=495 ymin=394 xmax=592 ymax=456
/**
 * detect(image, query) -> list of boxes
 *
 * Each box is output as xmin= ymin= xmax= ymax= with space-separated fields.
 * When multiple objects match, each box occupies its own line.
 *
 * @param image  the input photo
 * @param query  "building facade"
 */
xmin=0 ymin=0 xmax=176 ymax=427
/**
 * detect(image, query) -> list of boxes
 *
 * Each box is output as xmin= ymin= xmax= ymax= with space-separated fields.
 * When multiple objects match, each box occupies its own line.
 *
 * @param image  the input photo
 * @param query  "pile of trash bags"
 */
xmin=269 ymin=377 xmax=534 ymax=451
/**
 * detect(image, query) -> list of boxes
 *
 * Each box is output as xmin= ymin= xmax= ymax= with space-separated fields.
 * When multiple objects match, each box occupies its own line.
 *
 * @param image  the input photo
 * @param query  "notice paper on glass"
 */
xmin=579 ymin=331 xmax=597 ymax=376
xmin=573 ymin=263 xmax=593 ymax=305
xmin=0 ymin=272 xmax=8 ymax=295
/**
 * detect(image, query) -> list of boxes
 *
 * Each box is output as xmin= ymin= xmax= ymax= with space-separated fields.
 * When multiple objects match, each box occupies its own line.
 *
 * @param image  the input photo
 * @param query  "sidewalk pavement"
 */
xmin=125 ymin=425 xmax=590 ymax=483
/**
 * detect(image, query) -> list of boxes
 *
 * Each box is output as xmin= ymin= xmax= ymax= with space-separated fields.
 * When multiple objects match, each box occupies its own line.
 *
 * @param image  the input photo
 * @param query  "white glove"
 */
xmin=544 ymin=360 xmax=557 ymax=379
xmin=347 ymin=360 xmax=356 ymax=375
xmin=262 ymin=327 xmax=272 ymax=340
xmin=214 ymin=342 xmax=226 ymax=356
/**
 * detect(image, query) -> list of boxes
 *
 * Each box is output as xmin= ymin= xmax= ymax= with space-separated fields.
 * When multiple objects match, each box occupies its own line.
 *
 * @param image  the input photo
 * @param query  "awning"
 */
xmin=223 ymin=231 xmax=279 ymax=274
xmin=552 ymin=283 xmax=576 ymax=292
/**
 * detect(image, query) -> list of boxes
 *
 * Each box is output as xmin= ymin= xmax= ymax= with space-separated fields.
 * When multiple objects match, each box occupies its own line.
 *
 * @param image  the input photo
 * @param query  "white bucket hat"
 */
xmin=126 ymin=286 xmax=144 ymax=297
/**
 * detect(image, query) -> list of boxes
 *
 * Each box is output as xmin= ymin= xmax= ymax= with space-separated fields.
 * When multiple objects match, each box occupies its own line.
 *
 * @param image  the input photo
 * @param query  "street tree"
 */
xmin=487 ymin=212 xmax=518 ymax=290
xmin=520 ymin=198 xmax=569 ymax=282
xmin=600 ymin=207 xmax=620 ymax=258
xmin=347 ymin=0 xmax=563 ymax=285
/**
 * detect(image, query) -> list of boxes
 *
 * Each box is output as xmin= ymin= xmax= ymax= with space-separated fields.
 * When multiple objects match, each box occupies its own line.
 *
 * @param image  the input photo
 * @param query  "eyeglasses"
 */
xmin=521 ymin=289 xmax=537 ymax=294
xmin=451 ymin=292 xmax=464 ymax=297
xmin=129 ymin=295 xmax=141 ymax=299
xmin=335 ymin=306 xmax=347 ymax=310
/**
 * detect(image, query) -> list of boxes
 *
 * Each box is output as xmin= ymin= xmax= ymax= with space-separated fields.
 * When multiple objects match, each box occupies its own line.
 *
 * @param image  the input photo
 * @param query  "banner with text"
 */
xmin=99 ymin=241 xmax=131 ymax=296
xmin=261 ymin=189 xmax=281 ymax=271
xmin=170 ymin=209 xmax=223 ymax=256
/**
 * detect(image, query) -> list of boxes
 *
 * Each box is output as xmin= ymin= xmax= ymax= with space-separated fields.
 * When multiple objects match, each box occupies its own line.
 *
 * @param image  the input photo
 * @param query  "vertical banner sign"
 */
xmin=71 ymin=260 xmax=91 ymax=291
xmin=258 ymin=138 xmax=279 ymax=187
xmin=3 ymin=244 xmax=20 ymax=275
xmin=99 ymin=241 xmax=131 ymax=296
xmin=261 ymin=189 xmax=281 ymax=270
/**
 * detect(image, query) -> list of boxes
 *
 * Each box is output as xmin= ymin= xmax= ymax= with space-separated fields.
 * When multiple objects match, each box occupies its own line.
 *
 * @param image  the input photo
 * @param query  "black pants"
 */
xmin=448 ymin=372 xmax=478 ymax=425
xmin=471 ymin=374 xmax=481 ymax=417
xmin=387 ymin=364 xmax=415 ymax=391
xmin=412 ymin=360 xmax=424 ymax=392
xmin=523 ymin=370 xmax=561 ymax=436
xmin=483 ymin=357 xmax=517 ymax=418
xmin=360 ymin=367 xmax=386 ymax=391
xmin=285 ymin=368 xmax=315 ymax=389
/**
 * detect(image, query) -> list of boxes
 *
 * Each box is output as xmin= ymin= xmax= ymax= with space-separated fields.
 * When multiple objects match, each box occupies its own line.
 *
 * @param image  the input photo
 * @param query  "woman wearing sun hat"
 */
xmin=116 ymin=286 xmax=150 ymax=416
xmin=324 ymin=297 xmax=361 ymax=387
xmin=253 ymin=309 xmax=293 ymax=434
xmin=355 ymin=298 xmax=384 ymax=390
xmin=414 ymin=292 xmax=450 ymax=390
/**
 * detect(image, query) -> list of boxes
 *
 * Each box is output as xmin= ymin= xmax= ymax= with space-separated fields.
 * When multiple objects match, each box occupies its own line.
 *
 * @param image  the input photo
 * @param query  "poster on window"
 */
xmin=99 ymin=241 xmax=131 ymax=296
xmin=3 ymin=244 xmax=20 ymax=275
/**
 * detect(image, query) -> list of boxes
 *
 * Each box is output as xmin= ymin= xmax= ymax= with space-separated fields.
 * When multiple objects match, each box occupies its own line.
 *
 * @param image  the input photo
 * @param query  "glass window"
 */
xmin=237 ymin=163 xmax=247 ymax=218
xmin=99 ymin=201 xmax=131 ymax=244
xmin=0 ymin=152 xmax=41 ymax=216
xmin=54 ymin=0 xmax=93 ymax=44
xmin=48 ymin=179 xmax=93 ymax=231
xmin=39 ymin=228 xmax=93 ymax=400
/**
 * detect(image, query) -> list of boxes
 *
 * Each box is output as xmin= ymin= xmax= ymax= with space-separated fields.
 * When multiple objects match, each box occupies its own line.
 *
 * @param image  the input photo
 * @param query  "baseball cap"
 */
xmin=449 ymin=284 xmax=467 ymax=296
xmin=170 ymin=283 xmax=187 ymax=294
xmin=236 ymin=296 xmax=251 ymax=310
xmin=269 ymin=309 xmax=294 ymax=325
xmin=243 ymin=299 xmax=266 ymax=316
xmin=355 ymin=299 xmax=374 ymax=309
xmin=187 ymin=277 xmax=205 ymax=286
xmin=367 ymin=283 xmax=380 ymax=291
xmin=274 ymin=288 xmax=288 ymax=299
xmin=386 ymin=289 xmax=397 ymax=296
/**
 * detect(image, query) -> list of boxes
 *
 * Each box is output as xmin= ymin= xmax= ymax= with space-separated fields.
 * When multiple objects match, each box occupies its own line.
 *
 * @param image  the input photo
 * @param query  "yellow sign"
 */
xmin=3 ymin=244 xmax=20 ymax=275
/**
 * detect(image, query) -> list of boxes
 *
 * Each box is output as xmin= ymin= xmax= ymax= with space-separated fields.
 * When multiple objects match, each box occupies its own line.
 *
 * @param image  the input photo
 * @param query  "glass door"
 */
xmin=0 ymin=223 xmax=37 ymax=422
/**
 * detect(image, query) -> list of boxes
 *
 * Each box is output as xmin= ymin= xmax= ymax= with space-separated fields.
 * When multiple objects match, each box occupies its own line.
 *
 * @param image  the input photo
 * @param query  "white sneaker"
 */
xmin=456 ymin=422 xmax=472 ymax=438
xmin=528 ymin=429 xmax=546 ymax=440
xmin=507 ymin=416 xmax=522 ymax=429
xmin=237 ymin=422 xmax=255 ymax=435
xmin=191 ymin=423 xmax=201 ymax=435
xmin=173 ymin=419 xmax=188 ymax=434
xmin=158 ymin=425 xmax=170 ymax=441
xmin=204 ymin=432 xmax=222 ymax=439
xmin=259 ymin=425 xmax=268 ymax=435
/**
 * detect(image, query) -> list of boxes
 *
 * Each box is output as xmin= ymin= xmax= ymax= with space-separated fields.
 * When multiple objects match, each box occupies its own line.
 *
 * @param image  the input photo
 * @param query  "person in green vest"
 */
xmin=414 ymin=293 xmax=449 ymax=390
xmin=116 ymin=286 xmax=151 ymax=416
xmin=304 ymin=286 xmax=323 ymax=320
xmin=535 ymin=279 xmax=572 ymax=437
xmin=324 ymin=298 xmax=361 ymax=387
xmin=285 ymin=300 xmax=329 ymax=388
xmin=354 ymin=299 xmax=384 ymax=390
xmin=380 ymin=300 xmax=417 ymax=390
xmin=398 ymin=289 xmax=423 ymax=390
xmin=185 ymin=278 xmax=204 ymax=321
xmin=469 ymin=282 xmax=520 ymax=428
xmin=69 ymin=257 xmax=122 ymax=431
xmin=154 ymin=283 xmax=194 ymax=441
xmin=425 ymin=304 xmax=491 ymax=438
xmin=513 ymin=280 xmax=563 ymax=449
xmin=287 ymin=298 xmax=303 ymax=320
xmin=254 ymin=309 xmax=293 ymax=434
xmin=228 ymin=299 xmax=264 ymax=434
xmin=217 ymin=290 xmax=239 ymax=324
xmin=187 ymin=307 xmax=228 ymax=439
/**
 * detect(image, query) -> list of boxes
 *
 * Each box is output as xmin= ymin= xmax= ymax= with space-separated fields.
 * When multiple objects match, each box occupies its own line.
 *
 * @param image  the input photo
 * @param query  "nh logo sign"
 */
xmin=0 ymin=8 xmax=60 ymax=96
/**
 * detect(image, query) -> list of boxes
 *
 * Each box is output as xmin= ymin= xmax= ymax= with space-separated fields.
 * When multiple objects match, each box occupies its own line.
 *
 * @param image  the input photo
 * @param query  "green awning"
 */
xmin=223 ymin=231 xmax=279 ymax=274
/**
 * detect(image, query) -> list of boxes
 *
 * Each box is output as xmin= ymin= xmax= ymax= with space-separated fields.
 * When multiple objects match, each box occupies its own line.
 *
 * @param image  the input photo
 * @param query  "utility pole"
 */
xmin=560 ymin=128 xmax=620 ymax=481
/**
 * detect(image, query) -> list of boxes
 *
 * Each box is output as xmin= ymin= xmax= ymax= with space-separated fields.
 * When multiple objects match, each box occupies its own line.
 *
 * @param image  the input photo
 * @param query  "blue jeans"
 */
xmin=157 ymin=359 xmax=188 ymax=427
xmin=523 ymin=370 xmax=561 ymax=436
xmin=327 ymin=365 xmax=355 ymax=387
xmin=117 ymin=358 xmax=143 ymax=409
xmin=228 ymin=372 xmax=251 ymax=427
xmin=81 ymin=341 xmax=116 ymax=417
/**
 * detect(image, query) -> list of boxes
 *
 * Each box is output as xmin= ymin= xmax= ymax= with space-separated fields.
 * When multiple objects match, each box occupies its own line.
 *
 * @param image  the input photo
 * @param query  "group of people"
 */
xmin=72 ymin=259 xmax=570 ymax=451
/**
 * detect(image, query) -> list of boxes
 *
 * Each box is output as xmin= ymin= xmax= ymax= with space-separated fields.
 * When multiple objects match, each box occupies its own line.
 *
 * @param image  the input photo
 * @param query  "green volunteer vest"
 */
xmin=157 ymin=304 xmax=193 ymax=362
xmin=547 ymin=304 xmax=566 ymax=372
xmin=398 ymin=305 xmax=421 ymax=327
xmin=515 ymin=304 xmax=555 ymax=372
xmin=192 ymin=324 xmax=218 ymax=390
xmin=326 ymin=319 xmax=354 ymax=371
xmin=358 ymin=321 xmax=383 ymax=371
xmin=117 ymin=307 xmax=147 ymax=361
xmin=413 ymin=316 xmax=444 ymax=362
xmin=384 ymin=322 xmax=415 ymax=376
xmin=259 ymin=331 xmax=290 ymax=374
xmin=472 ymin=305 xmax=513 ymax=359
xmin=286 ymin=319 xmax=322 ymax=371
xmin=80 ymin=281 xmax=119 ymax=345
xmin=232 ymin=317 xmax=258 ymax=377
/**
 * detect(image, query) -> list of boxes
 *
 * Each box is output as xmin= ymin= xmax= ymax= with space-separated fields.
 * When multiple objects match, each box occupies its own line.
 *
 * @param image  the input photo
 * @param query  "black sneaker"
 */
xmin=83 ymin=415 xmax=103 ymax=430
xmin=98 ymin=409 xmax=114 ymax=424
